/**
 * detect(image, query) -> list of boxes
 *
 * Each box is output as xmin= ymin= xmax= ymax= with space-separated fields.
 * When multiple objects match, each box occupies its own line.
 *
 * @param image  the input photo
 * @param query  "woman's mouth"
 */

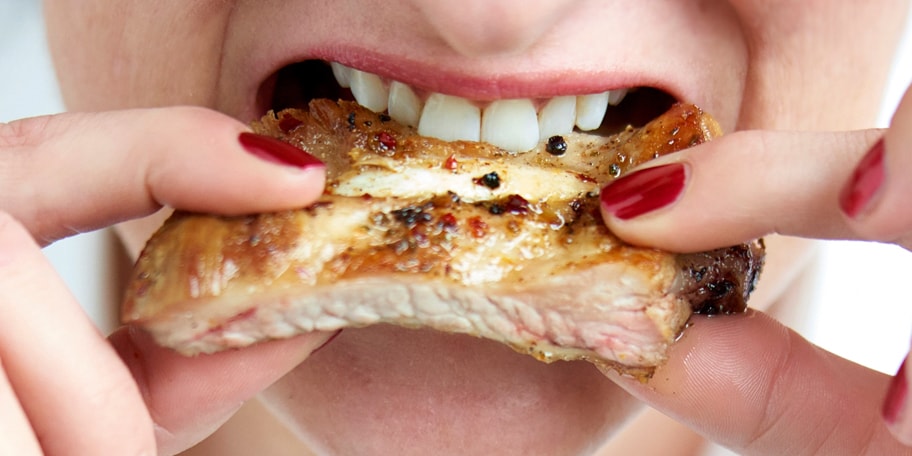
xmin=261 ymin=60 xmax=677 ymax=153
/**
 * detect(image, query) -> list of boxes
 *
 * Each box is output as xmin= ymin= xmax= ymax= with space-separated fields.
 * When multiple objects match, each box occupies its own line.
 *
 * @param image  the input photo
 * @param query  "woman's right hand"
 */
xmin=0 ymin=107 xmax=331 ymax=455
xmin=596 ymin=84 xmax=912 ymax=454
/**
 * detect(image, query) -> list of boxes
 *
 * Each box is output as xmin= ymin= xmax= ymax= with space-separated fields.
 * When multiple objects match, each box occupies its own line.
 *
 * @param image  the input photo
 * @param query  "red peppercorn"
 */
xmin=468 ymin=217 xmax=488 ymax=238
xmin=377 ymin=132 xmax=397 ymax=150
xmin=444 ymin=154 xmax=458 ymax=170
xmin=440 ymin=213 xmax=458 ymax=229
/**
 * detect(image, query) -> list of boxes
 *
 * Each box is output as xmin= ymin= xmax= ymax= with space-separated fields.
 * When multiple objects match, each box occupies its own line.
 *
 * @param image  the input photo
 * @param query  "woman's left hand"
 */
xmin=597 ymin=84 xmax=912 ymax=454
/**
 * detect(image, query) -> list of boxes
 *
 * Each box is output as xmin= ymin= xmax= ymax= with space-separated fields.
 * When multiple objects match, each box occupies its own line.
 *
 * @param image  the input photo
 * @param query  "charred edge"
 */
xmin=677 ymin=240 xmax=765 ymax=315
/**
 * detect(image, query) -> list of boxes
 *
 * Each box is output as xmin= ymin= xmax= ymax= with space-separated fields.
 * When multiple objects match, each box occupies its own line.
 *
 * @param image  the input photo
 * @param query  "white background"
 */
xmin=2 ymin=1 xmax=912 ymax=382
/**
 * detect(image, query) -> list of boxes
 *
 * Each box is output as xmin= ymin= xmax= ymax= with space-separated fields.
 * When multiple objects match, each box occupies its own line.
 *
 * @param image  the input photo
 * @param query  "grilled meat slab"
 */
xmin=122 ymin=100 xmax=764 ymax=376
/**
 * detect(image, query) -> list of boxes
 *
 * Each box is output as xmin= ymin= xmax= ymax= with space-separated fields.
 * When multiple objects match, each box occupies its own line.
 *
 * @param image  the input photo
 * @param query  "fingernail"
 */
xmin=884 ymin=358 xmax=912 ymax=444
xmin=600 ymin=163 xmax=687 ymax=220
xmin=840 ymin=137 xmax=885 ymax=218
xmin=238 ymin=132 xmax=324 ymax=169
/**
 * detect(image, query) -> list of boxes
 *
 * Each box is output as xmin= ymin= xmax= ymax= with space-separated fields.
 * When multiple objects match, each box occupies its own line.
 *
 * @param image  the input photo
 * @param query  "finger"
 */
xmin=603 ymin=311 xmax=905 ymax=455
xmin=840 ymin=84 xmax=912 ymax=248
xmin=110 ymin=327 xmax=335 ymax=455
xmin=0 ymin=108 xmax=326 ymax=245
xmin=0 ymin=364 xmax=42 ymax=456
xmin=598 ymin=128 xmax=882 ymax=252
xmin=0 ymin=212 xmax=156 ymax=455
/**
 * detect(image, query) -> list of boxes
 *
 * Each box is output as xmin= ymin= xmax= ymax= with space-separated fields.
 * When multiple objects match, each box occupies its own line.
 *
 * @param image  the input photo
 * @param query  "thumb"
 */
xmin=109 ymin=327 xmax=336 ymax=455
xmin=603 ymin=311 xmax=904 ymax=455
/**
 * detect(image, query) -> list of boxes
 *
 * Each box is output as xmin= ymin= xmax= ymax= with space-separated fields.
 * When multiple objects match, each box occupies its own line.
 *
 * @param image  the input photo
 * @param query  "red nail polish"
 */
xmin=840 ymin=138 xmax=885 ymax=218
xmin=884 ymin=358 xmax=908 ymax=426
xmin=600 ymin=163 xmax=687 ymax=220
xmin=238 ymin=132 xmax=324 ymax=169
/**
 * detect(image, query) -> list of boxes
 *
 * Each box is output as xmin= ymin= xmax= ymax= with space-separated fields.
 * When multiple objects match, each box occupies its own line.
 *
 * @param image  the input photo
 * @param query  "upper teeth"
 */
xmin=331 ymin=62 xmax=628 ymax=153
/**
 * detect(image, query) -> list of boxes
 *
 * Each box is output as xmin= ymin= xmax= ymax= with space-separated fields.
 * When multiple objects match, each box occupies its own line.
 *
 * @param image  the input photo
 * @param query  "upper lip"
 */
xmin=286 ymin=48 xmax=670 ymax=101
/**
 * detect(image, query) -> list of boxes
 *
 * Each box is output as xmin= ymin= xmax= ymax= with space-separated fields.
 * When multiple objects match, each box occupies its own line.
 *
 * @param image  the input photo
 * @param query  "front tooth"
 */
xmin=350 ymin=69 xmax=389 ymax=113
xmin=537 ymin=96 xmax=576 ymax=140
xmin=575 ymin=92 xmax=610 ymax=131
xmin=481 ymin=99 xmax=539 ymax=152
xmin=418 ymin=93 xmax=481 ymax=142
xmin=330 ymin=62 xmax=352 ymax=88
xmin=388 ymin=81 xmax=423 ymax=128
xmin=608 ymin=88 xmax=628 ymax=106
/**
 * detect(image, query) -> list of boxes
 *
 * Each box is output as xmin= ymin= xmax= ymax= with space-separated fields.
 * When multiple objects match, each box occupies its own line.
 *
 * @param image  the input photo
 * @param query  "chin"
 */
xmin=260 ymin=325 xmax=640 ymax=455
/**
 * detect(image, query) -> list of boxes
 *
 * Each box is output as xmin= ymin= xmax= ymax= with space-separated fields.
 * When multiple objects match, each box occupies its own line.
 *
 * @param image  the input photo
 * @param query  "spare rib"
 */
xmin=121 ymin=100 xmax=764 ymax=377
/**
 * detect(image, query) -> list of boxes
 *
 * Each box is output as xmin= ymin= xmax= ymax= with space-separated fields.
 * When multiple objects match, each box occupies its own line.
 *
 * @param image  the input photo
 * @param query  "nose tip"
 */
xmin=414 ymin=0 xmax=576 ymax=57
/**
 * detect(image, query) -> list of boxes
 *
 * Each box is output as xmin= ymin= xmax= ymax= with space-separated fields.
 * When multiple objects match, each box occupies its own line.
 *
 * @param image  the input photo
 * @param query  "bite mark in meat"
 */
xmin=121 ymin=100 xmax=764 ymax=377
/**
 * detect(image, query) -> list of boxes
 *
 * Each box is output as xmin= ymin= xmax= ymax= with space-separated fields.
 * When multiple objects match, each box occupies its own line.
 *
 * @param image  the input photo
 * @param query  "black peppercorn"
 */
xmin=474 ymin=172 xmax=501 ymax=189
xmin=546 ymin=135 xmax=567 ymax=156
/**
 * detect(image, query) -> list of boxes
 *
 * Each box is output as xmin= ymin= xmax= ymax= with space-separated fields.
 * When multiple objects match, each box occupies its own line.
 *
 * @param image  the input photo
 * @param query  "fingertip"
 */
xmin=599 ymin=129 xmax=882 ymax=252
xmin=598 ymin=162 xmax=688 ymax=248
xmin=884 ymin=355 xmax=912 ymax=446
xmin=839 ymin=137 xmax=885 ymax=219
xmin=602 ymin=312 xmax=794 ymax=442
xmin=111 ymin=326 xmax=334 ymax=454
xmin=144 ymin=110 xmax=328 ymax=216
xmin=596 ymin=132 xmax=774 ymax=253
xmin=238 ymin=132 xmax=325 ymax=170
xmin=838 ymin=85 xmax=912 ymax=242
xmin=838 ymin=125 xmax=912 ymax=245
xmin=605 ymin=311 xmax=905 ymax=454
xmin=599 ymin=163 xmax=688 ymax=222
xmin=598 ymin=160 xmax=715 ymax=252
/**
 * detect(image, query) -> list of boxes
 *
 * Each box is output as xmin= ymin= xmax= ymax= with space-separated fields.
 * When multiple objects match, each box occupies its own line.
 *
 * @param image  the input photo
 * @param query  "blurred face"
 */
xmin=45 ymin=1 xmax=908 ymax=453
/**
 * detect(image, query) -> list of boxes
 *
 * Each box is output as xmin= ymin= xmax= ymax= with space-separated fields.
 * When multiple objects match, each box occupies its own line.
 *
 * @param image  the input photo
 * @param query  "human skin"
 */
xmin=0 ymin=0 xmax=899 ymax=454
